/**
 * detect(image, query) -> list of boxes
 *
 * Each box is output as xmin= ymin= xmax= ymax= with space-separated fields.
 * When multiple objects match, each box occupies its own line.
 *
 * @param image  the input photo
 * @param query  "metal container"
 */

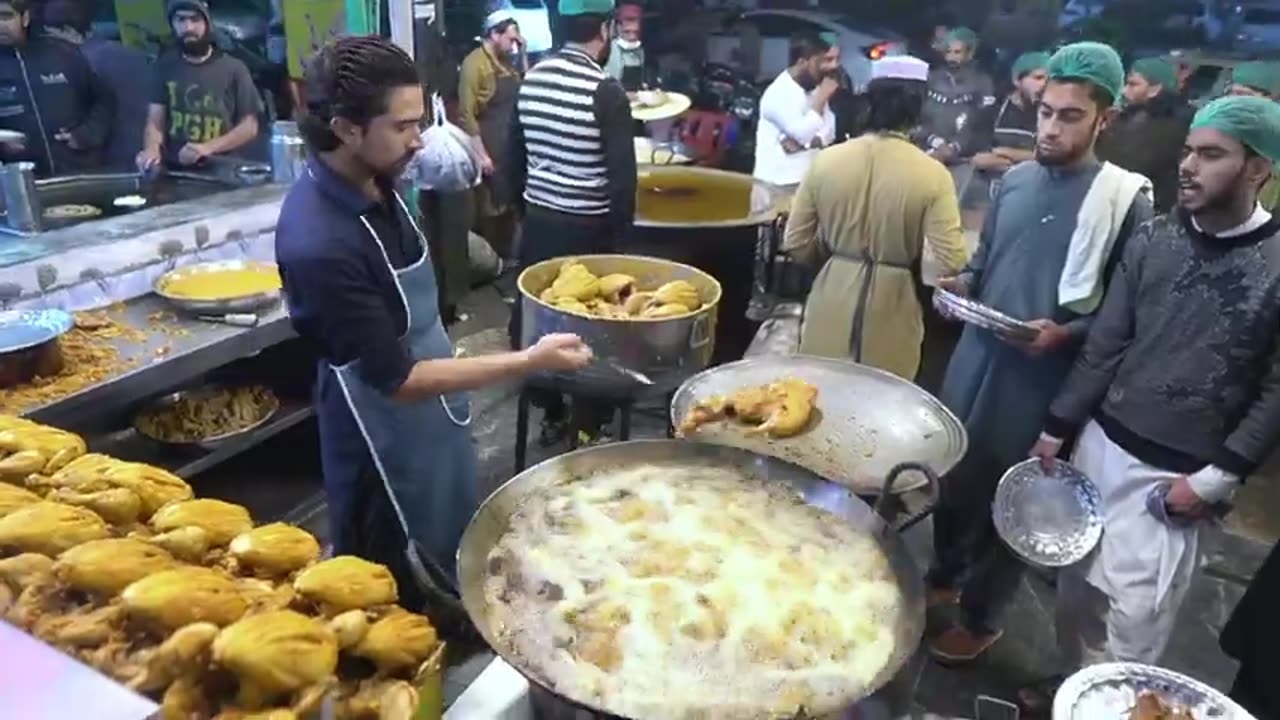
xmin=456 ymin=440 xmax=939 ymax=720
xmin=0 ymin=309 xmax=73 ymax=389
xmin=672 ymin=355 xmax=967 ymax=495
xmin=517 ymin=255 xmax=721 ymax=398
xmin=270 ymin=121 xmax=307 ymax=184
xmin=154 ymin=259 xmax=282 ymax=315
xmin=1 ymin=161 xmax=43 ymax=233
xmin=133 ymin=384 xmax=280 ymax=451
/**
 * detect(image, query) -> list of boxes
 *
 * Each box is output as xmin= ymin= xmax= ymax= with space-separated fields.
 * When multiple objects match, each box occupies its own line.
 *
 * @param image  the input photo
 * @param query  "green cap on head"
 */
xmin=1046 ymin=41 xmax=1125 ymax=105
xmin=558 ymin=0 xmax=615 ymax=15
xmin=1130 ymin=57 xmax=1178 ymax=91
xmin=1012 ymin=51 xmax=1050 ymax=82
xmin=944 ymin=26 xmax=978 ymax=50
xmin=1232 ymin=61 xmax=1280 ymax=97
xmin=819 ymin=31 xmax=838 ymax=47
xmin=1191 ymin=95 xmax=1280 ymax=162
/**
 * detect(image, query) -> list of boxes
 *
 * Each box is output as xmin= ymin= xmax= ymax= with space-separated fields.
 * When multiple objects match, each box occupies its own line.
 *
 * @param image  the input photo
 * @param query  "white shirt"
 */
xmin=753 ymin=70 xmax=835 ymax=187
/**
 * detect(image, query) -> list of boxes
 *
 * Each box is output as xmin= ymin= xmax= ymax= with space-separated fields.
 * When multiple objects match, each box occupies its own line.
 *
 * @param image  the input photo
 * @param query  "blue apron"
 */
xmin=328 ymin=192 xmax=480 ymax=589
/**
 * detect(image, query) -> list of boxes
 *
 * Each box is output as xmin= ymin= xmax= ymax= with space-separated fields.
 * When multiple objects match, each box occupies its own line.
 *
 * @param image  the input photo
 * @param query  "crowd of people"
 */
xmin=0 ymin=0 xmax=261 ymax=177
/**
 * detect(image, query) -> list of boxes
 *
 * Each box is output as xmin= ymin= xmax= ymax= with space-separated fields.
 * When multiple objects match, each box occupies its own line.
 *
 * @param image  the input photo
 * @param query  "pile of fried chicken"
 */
xmin=677 ymin=378 xmax=819 ymax=439
xmin=1130 ymin=690 xmax=1199 ymax=720
xmin=537 ymin=260 xmax=704 ymax=319
xmin=0 ymin=414 xmax=442 ymax=720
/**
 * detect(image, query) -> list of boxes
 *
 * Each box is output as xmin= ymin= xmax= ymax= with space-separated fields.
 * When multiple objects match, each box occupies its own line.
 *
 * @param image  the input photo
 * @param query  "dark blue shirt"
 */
xmin=275 ymin=156 xmax=422 ymax=396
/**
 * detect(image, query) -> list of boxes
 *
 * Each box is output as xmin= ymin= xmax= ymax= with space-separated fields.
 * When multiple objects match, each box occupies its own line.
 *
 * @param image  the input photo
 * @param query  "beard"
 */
xmin=1180 ymin=166 xmax=1248 ymax=216
xmin=1035 ymin=119 xmax=1100 ymax=167
xmin=181 ymin=32 xmax=212 ymax=57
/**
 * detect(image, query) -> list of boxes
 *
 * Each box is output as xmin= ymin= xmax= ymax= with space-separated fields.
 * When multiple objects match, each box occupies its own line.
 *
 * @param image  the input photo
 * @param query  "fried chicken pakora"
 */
xmin=678 ymin=378 xmax=819 ymax=439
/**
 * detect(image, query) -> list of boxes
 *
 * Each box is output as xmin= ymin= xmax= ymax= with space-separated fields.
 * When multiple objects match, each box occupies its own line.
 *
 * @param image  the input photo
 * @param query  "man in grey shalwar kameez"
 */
xmin=926 ymin=42 xmax=1154 ymax=663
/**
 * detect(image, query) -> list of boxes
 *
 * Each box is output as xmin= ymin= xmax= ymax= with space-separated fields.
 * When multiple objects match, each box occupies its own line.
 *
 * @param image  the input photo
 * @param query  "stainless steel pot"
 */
xmin=456 ymin=440 xmax=939 ymax=720
xmin=517 ymin=255 xmax=721 ymax=397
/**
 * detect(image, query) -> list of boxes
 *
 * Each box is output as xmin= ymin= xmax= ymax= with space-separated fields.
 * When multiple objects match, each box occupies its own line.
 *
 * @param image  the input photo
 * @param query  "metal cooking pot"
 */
xmin=517 ymin=255 xmax=721 ymax=398
xmin=457 ymin=440 xmax=939 ymax=719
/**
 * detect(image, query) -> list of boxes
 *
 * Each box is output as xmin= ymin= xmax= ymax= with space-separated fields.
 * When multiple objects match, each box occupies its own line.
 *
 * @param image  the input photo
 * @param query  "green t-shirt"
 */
xmin=152 ymin=49 xmax=262 ymax=155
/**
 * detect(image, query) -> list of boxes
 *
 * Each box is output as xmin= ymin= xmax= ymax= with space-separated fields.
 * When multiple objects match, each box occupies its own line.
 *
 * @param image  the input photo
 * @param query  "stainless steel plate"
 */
xmin=134 ymin=385 xmax=280 ymax=450
xmin=0 ymin=309 xmax=74 ymax=354
xmin=671 ymin=355 xmax=967 ymax=494
xmin=1053 ymin=662 xmax=1256 ymax=720
xmin=154 ymin=260 xmax=282 ymax=315
xmin=935 ymin=289 xmax=1038 ymax=341
xmin=994 ymin=458 xmax=1103 ymax=568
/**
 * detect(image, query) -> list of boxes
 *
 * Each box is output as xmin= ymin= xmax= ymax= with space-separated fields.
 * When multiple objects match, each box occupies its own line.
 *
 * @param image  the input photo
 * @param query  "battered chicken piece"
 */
xmin=212 ymin=610 xmax=340 ymax=710
xmin=235 ymin=577 xmax=297 ymax=614
xmin=0 ymin=419 xmax=86 ymax=478
xmin=136 ymin=525 xmax=213 ymax=562
xmin=48 ymin=487 xmax=143 ymax=525
xmin=0 ymin=552 xmax=55 ymax=590
xmin=150 ymin=498 xmax=253 ymax=545
xmin=229 ymin=523 xmax=321 ymax=576
xmin=294 ymin=556 xmax=398 ymax=615
xmin=350 ymin=610 xmax=439 ymax=675
xmin=32 ymin=602 xmax=125 ymax=648
xmin=597 ymin=273 xmax=637 ymax=303
xmin=54 ymin=538 xmax=178 ymax=596
xmin=121 ymin=566 xmax=248 ymax=632
xmin=548 ymin=262 xmax=601 ymax=302
xmin=0 ymin=501 xmax=109 ymax=556
xmin=0 ymin=482 xmax=40 ymax=517
xmin=622 ymin=291 xmax=655 ymax=316
xmin=129 ymin=621 xmax=221 ymax=692
xmin=1130 ymin=690 xmax=1199 ymax=720
xmin=336 ymin=678 xmax=420 ymax=720
xmin=652 ymin=280 xmax=702 ymax=311
xmin=640 ymin=302 xmax=689 ymax=319
xmin=159 ymin=674 xmax=214 ymax=720
xmin=678 ymin=378 xmax=819 ymax=439
xmin=28 ymin=452 xmax=117 ymax=493
xmin=101 ymin=462 xmax=194 ymax=517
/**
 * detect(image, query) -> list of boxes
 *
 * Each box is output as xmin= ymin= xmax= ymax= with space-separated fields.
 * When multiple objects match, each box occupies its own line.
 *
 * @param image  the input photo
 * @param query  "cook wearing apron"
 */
xmin=460 ymin=10 xmax=524 ymax=259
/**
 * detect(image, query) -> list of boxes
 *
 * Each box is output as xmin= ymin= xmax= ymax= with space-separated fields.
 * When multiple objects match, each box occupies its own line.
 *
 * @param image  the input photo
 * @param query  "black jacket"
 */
xmin=1097 ymin=93 xmax=1192 ymax=213
xmin=0 ymin=37 xmax=113 ymax=176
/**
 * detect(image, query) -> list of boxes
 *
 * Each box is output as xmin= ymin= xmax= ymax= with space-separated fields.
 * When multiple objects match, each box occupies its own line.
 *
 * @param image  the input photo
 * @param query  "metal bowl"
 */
xmin=0 ymin=309 xmax=73 ymax=389
xmin=133 ymin=385 xmax=279 ymax=450
xmin=154 ymin=260 xmax=282 ymax=315
xmin=994 ymin=458 xmax=1103 ymax=568
xmin=1053 ymin=662 xmax=1255 ymax=720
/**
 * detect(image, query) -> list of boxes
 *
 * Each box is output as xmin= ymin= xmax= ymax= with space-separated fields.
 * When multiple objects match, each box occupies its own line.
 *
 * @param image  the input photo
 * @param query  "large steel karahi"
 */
xmin=671 ymin=356 xmax=968 ymax=495
xmin=456 ymin=440 xmax=939 ymax=720
xmin=517 ymin=255 xmax=721 ymax=397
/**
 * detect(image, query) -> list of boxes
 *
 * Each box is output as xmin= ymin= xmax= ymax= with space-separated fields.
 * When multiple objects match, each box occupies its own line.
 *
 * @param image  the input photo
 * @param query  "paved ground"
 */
xmin=200 ymin=281 xmax=1275 ymax=718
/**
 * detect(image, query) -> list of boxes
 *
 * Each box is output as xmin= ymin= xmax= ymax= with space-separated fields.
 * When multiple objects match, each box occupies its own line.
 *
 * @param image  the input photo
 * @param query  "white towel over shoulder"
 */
xmin=1059 ymin=162 xmax=1152 ymax=314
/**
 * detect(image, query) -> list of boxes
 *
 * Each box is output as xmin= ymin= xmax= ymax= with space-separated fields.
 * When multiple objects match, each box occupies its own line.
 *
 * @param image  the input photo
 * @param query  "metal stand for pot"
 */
xmin=513 ymin=386 xmax=677 ymax=473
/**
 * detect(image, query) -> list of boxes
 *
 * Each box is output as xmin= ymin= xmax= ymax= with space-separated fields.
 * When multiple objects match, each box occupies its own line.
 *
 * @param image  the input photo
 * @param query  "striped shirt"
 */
xmin=510 ymin=47 xmax=635 ymax=226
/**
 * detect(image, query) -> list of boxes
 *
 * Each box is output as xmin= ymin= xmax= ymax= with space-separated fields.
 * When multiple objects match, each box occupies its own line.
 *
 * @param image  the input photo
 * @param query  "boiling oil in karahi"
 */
xmin=636 ymin=168 xmax=755 ymax=224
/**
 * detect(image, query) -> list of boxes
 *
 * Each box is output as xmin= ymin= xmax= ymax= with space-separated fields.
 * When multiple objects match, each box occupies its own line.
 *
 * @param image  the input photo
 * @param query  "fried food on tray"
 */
xmin=54 ymin=538 xmax=178 ymax=597
xmin=0 ymin=482 xmax=41 ymax=518
xmin=349 ymin=610 xmax=439 ymax=676
xmin=335 ymin=678 xmax=420 ymax=720
xmin=0 ymin=501 xmax=109 ymax=556
xmin=150 ymin=498 xmax=253 ymax=546
xmin=1131 ymin=690 xmax=1199 ymax=720
xmin=293 ymin=556 xmax=398 ymax=616
xmin=212 ymin=610 xmax=339 ymax=710
xmin=48 ymin=487 xmax=144 ymax=525
xmin=0 ymin=416 xmax=86 ymax=480
xmin=228 ymin=523 xmax=321 ymax=577
xmin=537 ymin=260 xmax=705 ymax=320
xmin=121 ymin=567 xmax=248 ymax=632
xmin=27 ymin=455 xmax=194 ymax=524
xmin=136 ymin=386 xmax=278 ymax=444
xmin=678 ymin=377 xmax=819 ymax=439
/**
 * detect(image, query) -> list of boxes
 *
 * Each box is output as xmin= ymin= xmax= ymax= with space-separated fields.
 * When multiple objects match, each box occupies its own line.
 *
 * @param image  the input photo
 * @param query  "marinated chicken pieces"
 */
xmin=537 ymin=260 xmax=705 ymax=320
xmin=212 ymin=610 xmax=339 ymax=709
xmin=294 ymin=556 xmax=399 ymax=615
xmin=55 ymin=538 xmax=178 ymax=596
xmin=151 ymin=498 xmax=254 ymax=546
xmin=0 ymin=501 xmax=110 ymax=556
xmin=0 ymin=416 xmax=86 ymax=479
xmin=122 ymin=566 xmax=248 ymax=632
xmin=229 ymin=523 xmax=321 ymax=576
xmin=679 ymin=378 xmax=820 ymax=439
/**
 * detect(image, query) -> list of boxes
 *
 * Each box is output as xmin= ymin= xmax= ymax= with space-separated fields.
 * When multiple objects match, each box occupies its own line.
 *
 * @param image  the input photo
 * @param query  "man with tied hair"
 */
xmin=275 ymin=36 xmax=591 ymax=615
xmin=459 ymin=9 xmax=525 ymax=260
xmin=1226 ymin=60 xmax=1280 ymax=212
xmin=918 ymin=26 xmax=995 ymax=165
xmin=137 ymin=0 xmax=261 ymax=171
xmin=783 ymin=55 xmax=969 ymax=381
xmin=927 ymin=42 xmax=1152 ymax=665
xmin=1030 ymin=94 xmax=1280 ymax=706
xmin=1098 ymin=57 xmax=1192 ymax=212
xmin=506 ymin=0 xmax=635 ymax=446
xmin=752 ymin=31 xmax=839 ymax=188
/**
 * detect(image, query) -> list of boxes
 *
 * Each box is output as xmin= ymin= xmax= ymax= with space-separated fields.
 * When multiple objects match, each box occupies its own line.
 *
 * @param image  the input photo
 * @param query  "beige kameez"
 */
xmin=783 ymin=134 xmax=969 ymax=380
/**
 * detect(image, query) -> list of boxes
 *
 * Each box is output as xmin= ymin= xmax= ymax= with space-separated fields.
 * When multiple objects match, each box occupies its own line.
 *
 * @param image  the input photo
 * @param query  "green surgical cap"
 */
xmin=1130 ymin=57 xmax=1178 ymax=90
xmin=944 ymin=26 xmax=978 ymax=49
xmin=1046 ymin=41 xmax=1125 ymax=105
xmin=1191 ymin=95 xmax=1280 ymax=162
xmin=819 ymin=31 xmax=838 ymax=47
xmin=558 ymin=0 xmax=614 ymax=15
xmin=1012 ymin=51 xmax=1050 ymax=81
xmin=1232 ymin=61 xmax=1280 ymax=97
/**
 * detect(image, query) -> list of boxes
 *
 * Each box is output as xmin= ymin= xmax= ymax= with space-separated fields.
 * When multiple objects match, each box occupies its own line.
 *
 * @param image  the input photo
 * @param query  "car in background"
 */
xmin=705 ymin=9 xmax=907 ymax=91
xmin=1232 ymin=3 xmax=1280 ymax=52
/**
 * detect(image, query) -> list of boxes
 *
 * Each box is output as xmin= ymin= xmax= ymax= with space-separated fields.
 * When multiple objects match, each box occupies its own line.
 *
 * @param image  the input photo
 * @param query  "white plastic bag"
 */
xmin=404 ymin=94 xmax=482 ymax=192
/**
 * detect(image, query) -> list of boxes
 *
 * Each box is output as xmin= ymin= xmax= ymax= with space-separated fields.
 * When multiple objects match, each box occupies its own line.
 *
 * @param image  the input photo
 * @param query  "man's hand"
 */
xmin=936 ymin=275 xmax=971 ymax=297
xmin=479 ymin=152 xmax=496 ymax=176
xmin=781 ymin=138 xmax=805 ymax=154
xmin=525 ymin=333 xmax=593 ymax=371
xmin=1165 ymin=476 xmax=1213 ymax=520
xmin=929 ymin=143 xmax=957 ymax=164
xmin=816 ymin=75 xmax=840 ymax=101
xmin=972 ymin=151 xmax=1011 ymax=171
xmin=1029 ymin=433 xmax=1064 ymax=472
xmin=54 ymin=129 xmax=83 ymax=150
xmin=177 ymin=142 xmax=210 ymax=166
xmin=1003 ymin=318 xmax=1071 ymax=356
xmin=136 ymin=146 xmax=161 ymax=172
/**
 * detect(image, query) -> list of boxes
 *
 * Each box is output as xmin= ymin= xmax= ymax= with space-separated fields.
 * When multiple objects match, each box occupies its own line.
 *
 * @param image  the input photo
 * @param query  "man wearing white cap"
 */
xmin=783 ymin=55 xmax=969 ymax=380
xmin=459 ymin=10 xmax=525 ymax=259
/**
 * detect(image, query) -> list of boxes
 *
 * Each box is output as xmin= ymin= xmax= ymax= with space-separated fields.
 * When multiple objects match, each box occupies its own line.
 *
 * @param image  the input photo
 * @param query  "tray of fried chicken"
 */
xmin=0 ymin=414 xmax=444 ymax=720
xmin=1053 ymin=662 xmax=1255 ymax=720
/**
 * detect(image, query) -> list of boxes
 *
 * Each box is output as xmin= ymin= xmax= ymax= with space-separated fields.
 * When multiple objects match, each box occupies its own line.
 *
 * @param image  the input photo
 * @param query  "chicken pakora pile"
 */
xmin=677 ymin=378 xmax=820 ymax=439
xmin=537 ymin=260 xmax=705 ymax=319
xmin=0 ymin=414 xmax=443 ymax=720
